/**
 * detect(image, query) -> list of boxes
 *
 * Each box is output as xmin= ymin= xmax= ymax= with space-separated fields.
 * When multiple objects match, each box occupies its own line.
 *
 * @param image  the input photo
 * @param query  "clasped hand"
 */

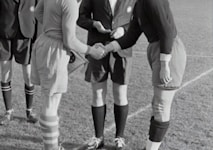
xmin=87 ymin=43 xmax=115 ymax=60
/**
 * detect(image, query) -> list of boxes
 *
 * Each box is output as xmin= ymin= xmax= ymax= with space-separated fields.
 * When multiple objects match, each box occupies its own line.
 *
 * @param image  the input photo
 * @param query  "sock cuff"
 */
xmin=91 ymin=104 xmax=106 ymax=109
xmin=1 ymin=81 xmax=11 ymax=86
xmin=1 ymin=82 xmax=11 ymax=91
xmin=25 ymin=84 xmax=34 ymax=90
xmin=114 ymin=103 xmax=129 ymax=107
xmin=25 ymin=84 xmax=34 ymax=95
xmin=151 ymin=116 xmax=170 ymax=128
xmin=149 ymin=116 xmax=170 ymax=142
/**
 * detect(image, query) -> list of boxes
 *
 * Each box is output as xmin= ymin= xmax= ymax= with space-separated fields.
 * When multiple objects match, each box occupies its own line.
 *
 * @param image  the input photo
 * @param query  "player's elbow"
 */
xmin=63 ymin=35 xmax=78 ymax=50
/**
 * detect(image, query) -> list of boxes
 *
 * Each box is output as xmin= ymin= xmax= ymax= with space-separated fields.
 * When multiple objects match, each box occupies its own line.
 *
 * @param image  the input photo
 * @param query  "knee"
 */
xmin=92 ymin=96 xmax=105 ymax=107
xmin=113 ymin=86 xmax=128 ymax=106
xmin=113 ymin=94 xmax=128 ymax=106
xmin=92 ymin=89 xmax=106 ymax=107
xmin=152 ymin=96 xmax=171 ymax=122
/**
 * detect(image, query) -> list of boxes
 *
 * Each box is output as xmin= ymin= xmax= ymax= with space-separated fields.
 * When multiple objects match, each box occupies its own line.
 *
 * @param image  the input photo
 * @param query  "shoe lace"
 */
xmin=58 ymin=141 xmax=65 ymax=150
xmin=88 ymin=137 xmax=102 ymax=147
xmin=5 ymin=109 xmax=14 ymax=118
xmin=58 ymin=145 xmax=65 ymax=150
xmin=6 ymin=109 xmax=14 ymax=114
xmin=114 ymin=137 xmax=125 ymax=147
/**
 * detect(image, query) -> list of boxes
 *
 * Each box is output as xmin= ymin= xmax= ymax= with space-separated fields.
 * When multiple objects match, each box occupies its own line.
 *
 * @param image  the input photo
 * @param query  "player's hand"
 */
xmin=160 ymin=61 xmax=172 ymax=84
xmin=110 ymin=27 xmax=125 ymax=39
xmin=86 ymin=45 xmax=105 ymax=60
xmin=93 ymin=43 xmax=111 ymax=58
xmin=93 ymin=21 xmax=111 ymax=34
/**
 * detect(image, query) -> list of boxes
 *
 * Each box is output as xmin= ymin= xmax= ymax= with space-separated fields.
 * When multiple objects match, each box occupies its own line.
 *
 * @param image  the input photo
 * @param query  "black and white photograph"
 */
xmin=0 ymin=0 xmax=212 ymax=150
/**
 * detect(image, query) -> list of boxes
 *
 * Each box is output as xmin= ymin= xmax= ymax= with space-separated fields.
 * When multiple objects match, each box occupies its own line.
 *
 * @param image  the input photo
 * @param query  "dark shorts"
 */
xmin=85 ymin=52 xmax=132 ymax=85
xmin=147 ymin=36 xmax=187 ymax=90
xmin=0 ymin=29 xmax=32 ymax=65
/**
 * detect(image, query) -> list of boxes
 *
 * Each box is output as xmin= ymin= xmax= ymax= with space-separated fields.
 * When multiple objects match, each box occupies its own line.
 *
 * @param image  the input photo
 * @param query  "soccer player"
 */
xmin=0 ymin=0 xmax=38 ymax=125
xmin=104 ymin=0 xmax=187 ymax=149
xmin=77 ymin=0 xmax=137 ymax=149
xmin=33 ymin=0 xmax=105 ymax=149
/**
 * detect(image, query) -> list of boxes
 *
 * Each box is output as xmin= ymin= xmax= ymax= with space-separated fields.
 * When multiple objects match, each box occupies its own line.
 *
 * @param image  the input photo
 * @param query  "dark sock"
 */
xmin=1 ymin=81 xmax=12 ymax=111
xmin=114 ymin=103 xmax=129 ymax=137
xmin=25 ymin=84 xmax=34 ymax=109
xmin=149 ymin=116 xmax=170 ymax=142
xmin=91 ymin=105 xmax=106 ymax=138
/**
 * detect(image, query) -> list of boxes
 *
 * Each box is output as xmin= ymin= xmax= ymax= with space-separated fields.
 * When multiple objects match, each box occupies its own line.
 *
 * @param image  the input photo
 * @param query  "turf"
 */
xmin=0 ymin=0 xmax=212 ymax=149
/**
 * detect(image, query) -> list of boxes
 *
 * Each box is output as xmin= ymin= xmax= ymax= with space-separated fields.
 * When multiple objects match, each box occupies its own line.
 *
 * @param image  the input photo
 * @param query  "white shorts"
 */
xmin=31 ymin=34 xmax=70 ymax=96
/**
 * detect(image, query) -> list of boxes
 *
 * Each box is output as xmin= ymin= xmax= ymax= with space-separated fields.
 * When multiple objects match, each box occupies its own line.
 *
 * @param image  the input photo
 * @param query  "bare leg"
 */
xmin=146 ymin=87 xmax=176 ymax=150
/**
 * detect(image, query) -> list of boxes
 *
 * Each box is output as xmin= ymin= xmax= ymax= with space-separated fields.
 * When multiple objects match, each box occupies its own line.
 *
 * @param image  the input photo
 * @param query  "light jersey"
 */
xmin=35 ymin=0 xmax=88 ymax=54
xmin=109 ymin=0 xmax=117 ymax=15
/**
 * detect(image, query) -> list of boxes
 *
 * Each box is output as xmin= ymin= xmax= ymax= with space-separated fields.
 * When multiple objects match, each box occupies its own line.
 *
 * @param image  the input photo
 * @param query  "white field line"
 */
xmin=104 ymin=67 xmax=213 ymax=134
xmin=75 ymin=67 xmax=213 ymax=149
xmin=186 ymin=54 xmax=213 ymax=58
xmin=133 ymin=51 xmax=213 ymax=58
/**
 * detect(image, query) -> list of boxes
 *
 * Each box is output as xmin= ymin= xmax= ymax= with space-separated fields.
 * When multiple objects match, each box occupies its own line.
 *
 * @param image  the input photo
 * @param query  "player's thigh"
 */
xmin=12 ymin=38 xmax=32 ymax=65
xmin=0 ymin=38 xmax=13 ymax=61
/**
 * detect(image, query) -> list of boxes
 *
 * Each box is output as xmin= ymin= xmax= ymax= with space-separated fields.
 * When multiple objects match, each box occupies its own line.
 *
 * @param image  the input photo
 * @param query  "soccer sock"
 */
xmin=114 ymin=104 xmax=129 ymax=137
xmin=39 ymin=115 xmax=59 ymax=150
xmin=25 ymin=84 xmax=34 ymax=110
xmin=146 ymin=139 xmax=161 ymax=150
xmin=1 ymin=81 xmax=12 ymax=111
xmin=146 ymin=116 xmax=170 ymax=150
xmin=91 ymin=105 xmax=106 ymax=138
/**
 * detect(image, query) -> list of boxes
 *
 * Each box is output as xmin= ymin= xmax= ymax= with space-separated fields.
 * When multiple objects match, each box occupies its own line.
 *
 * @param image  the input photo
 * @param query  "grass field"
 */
xmin=0 ymin=0 xmax=213 ymax=150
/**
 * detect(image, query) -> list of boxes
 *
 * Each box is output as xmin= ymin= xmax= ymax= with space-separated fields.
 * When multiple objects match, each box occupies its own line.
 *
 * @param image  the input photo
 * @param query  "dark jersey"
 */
xmin=0 ymin=0 xmax=19 ymax=39
xmin=117 ymin=0 xmax=177 ymax=54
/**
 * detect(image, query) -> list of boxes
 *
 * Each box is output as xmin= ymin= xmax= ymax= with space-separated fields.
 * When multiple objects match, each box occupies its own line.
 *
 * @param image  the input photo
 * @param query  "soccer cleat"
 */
xmin=58 ymin=145 xmax=65 ymax=150
xmin=0 ymin=109 xmax=14 ymax=125
xmin=114 ymin=137 xmax=126 ymax=150
xmin=86 ymin=136 xmax=104 ymax=150
xmin=26 ymin=110 xmax=38 ymax=123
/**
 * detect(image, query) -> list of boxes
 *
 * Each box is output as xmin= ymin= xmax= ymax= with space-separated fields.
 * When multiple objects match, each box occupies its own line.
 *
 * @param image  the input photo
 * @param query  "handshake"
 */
xmin=86 ymin=42 xmax=116 ymax=60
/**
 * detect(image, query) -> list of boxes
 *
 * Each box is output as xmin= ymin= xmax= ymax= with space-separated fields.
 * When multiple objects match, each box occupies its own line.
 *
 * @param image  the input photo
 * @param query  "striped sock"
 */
xmin=39 ymin=115 xmax=59 ymax=150
xmin=1 ymin=81 xmax=12 ymax=110
xmin=25 ymin=84 xmax=34 ymax=110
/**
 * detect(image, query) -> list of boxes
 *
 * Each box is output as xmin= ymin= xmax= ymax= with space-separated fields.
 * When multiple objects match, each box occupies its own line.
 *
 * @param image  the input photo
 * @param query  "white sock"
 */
xmin=146 ymin=139 xmax=161 ymax=150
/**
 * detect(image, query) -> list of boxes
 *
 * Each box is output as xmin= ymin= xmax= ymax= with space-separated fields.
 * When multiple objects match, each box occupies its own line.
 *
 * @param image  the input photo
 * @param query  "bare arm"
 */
xmin=61 ymin=0 xmax=88 ymax=54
